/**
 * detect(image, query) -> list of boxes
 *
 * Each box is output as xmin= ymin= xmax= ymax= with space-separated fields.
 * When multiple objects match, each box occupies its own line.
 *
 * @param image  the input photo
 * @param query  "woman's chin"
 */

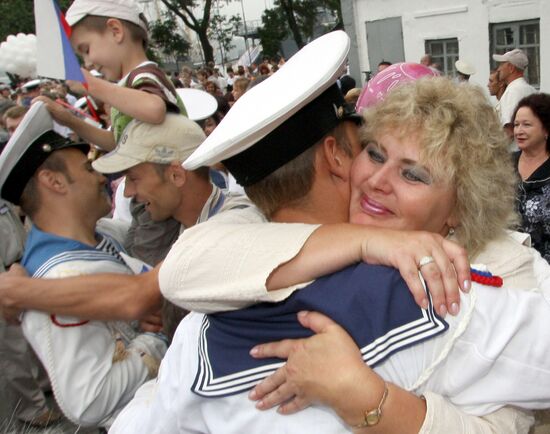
xmin=350 ymin=212 xmax=391 ymax=228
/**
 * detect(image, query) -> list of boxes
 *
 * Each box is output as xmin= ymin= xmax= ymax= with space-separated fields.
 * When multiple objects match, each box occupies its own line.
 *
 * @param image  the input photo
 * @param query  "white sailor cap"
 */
xmin=0 ymin=102 xmax=89 ymax=204
xmin=175 ymin=88 xmax=218 ymax=121
xmin=183 ymin=30 xmax=359 ymax=187
xmin=21 ymin=79 xmax=43 ymax=91
xmin=455 ymin=60 xmax=476 ymax=76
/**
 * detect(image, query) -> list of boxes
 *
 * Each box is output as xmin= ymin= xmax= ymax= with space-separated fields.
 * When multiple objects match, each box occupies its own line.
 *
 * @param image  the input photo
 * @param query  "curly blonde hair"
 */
xmin=361 ymin=77 xmax=518 ymax=255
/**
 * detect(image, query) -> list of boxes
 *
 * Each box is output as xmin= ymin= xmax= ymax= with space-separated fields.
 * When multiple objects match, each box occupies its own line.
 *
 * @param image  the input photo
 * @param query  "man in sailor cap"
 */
xmin=454 ymin=59 xmax=476 ymax=82
xmin=0 ymin=102 xmax=167 ymax=429
xmin=20 ymin=79 xmax=43 ymax=107
xmin=0 ymin=95 xmax=250 ymax=336
xmin=106 ymin=31 xmax=550 ymax=433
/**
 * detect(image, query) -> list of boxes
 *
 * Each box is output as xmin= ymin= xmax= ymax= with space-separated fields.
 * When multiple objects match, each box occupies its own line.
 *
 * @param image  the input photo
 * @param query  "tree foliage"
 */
xmin=258 ymin=0 xmax=341 ymax=56
xmin=0 ymin=0 xmax=72 ymax=43
xmin=159 ymin=0 xmax=216 ymax=64
xmin=258 ymin=9 xmax=288 ymax=58
xmin=150 ymin=12 xmax=191 ymax=64
xmin=208 ymin=13 xmax=241 ymax=66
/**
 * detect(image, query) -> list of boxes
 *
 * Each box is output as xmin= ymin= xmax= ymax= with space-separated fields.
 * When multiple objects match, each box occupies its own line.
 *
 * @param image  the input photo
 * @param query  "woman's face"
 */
xmin=349 ymin=131 xmax=457 ymax=235
xmin=203 ymin=117 xmax=218 ymax=136
xmin=206 ymin=82 xmax=217 ymax=95
xmin=514 ymin=107 xmax=548 ymax=152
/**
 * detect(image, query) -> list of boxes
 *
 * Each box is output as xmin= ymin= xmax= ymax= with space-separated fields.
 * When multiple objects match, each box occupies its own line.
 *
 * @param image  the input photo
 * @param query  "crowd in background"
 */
xmin=1 ymin=1 xmax=550 ymax=432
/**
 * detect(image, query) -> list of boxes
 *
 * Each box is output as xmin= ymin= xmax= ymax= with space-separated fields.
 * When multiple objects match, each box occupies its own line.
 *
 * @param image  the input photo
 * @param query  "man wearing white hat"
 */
xmin=20 ymin=79 xmax=43 ymax=107
xmin=454 ymin=59 xmax=475 ymax=82
xmin=102 ymin=31 xmax=550 ymax=434
xmin=492 ymin=48 xmax=536 ymax=136
xmin=0 ymin=101 xmax=167 ymax=429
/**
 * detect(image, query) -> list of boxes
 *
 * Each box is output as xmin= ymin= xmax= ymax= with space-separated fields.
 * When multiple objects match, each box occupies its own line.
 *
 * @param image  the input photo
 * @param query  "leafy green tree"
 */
xmin=0 ymin=0 xmax=71 ymax=42
xmin=208 ymin=13 xmax=241 ymax=66
xmin=150 ymin=12 xmax=191 ymax=67
xmin=159 ymin=0 xmax=217 ymax=64
xmin=258 ymin=9 xmax=287 ymax=58
xmin=258 ymin=0 xmax=341 ymax=55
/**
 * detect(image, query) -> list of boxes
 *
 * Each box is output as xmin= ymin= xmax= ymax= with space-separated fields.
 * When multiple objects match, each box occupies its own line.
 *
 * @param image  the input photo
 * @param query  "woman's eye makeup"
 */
xmin=365 ymin=139 xmax=433 ymax=185
xmin=402 ymin=167 xmax=432 ymax=184
xmin=365 ymin=142 xmax=385 ymax=162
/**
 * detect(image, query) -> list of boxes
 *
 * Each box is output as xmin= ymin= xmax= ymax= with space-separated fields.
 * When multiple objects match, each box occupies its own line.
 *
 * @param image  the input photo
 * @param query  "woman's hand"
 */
xmin=360 ymin=229 xmax=471 ymax=317
xmin=249 ymin=311 xmax=378 ymax=417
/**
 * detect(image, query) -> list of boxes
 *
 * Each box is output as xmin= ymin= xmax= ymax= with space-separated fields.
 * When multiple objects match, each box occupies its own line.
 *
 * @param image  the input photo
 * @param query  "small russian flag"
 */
xmin=34 ymin=0 xmax=85 ymax=83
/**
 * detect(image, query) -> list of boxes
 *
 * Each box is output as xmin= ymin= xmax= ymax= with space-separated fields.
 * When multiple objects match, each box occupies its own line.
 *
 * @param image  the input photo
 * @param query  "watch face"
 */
xmin=366 ymin=410 xmax=381 ymax=426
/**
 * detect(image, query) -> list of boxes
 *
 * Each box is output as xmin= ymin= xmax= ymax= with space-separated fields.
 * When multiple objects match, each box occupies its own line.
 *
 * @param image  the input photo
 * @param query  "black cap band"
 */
xmin=223 ymin=84 xmax=358 ymax=187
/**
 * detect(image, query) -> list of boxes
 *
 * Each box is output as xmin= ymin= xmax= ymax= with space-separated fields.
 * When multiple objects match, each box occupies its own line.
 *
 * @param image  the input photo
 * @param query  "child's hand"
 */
xmin=32 ymin=96 xmax=76 ymax=126
xmin=66 ymin=78 xmax=88 ymax=96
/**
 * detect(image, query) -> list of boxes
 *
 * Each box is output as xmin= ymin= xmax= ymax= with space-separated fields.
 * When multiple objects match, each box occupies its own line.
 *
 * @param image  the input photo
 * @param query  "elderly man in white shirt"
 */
xmin=493 ymin=48 xmax=536 ymax=145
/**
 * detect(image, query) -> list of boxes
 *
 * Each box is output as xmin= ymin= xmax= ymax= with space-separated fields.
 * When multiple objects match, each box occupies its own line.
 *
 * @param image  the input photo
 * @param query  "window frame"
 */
xmin=490 ymin=19 xmax=540 ymax=88
xmin=424 ymin=38 xmax=459 ymax=76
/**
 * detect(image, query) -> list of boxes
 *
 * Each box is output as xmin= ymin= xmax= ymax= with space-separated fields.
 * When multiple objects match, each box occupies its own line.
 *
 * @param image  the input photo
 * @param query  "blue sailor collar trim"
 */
xmin=23 ymin=225 xmax=127 ymax=277
xmin=192 ymin=263 xmax=448 ymax=398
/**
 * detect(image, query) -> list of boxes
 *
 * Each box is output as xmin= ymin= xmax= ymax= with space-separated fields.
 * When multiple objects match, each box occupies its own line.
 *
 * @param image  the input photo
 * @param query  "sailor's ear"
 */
xmin=321 ymin=134 xmax=352 ymax=181
xmin=36 ymin=169 xmax=69 ymax=194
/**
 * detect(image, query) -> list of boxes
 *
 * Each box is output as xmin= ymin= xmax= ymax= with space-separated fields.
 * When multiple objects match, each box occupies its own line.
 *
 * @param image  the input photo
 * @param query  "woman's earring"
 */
xmin=448 ymin=227 xmax=455 ymax=236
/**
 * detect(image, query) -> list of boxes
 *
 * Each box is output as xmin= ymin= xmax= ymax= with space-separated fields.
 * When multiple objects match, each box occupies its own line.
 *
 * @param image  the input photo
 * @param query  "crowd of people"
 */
xmin=1 ymin=0 xmax=550 ymax=433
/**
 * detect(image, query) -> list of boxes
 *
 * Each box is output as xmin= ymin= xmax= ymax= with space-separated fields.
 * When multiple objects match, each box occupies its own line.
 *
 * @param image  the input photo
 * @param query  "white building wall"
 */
xmin=351 ymin=0 xmax=548 ymax=91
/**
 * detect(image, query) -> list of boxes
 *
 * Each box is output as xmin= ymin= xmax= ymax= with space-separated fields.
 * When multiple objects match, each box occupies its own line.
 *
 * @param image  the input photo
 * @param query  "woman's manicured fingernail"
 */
xmin=421 ymin=298 xmax=429 ymax=309
xmin=249 ymin=389 xmax=257 ymax=400
xmin=463 ymin=279 xmax=471 ymax=292
xmin=250 ymin=347 xmax=259 ymax=357
xmin=439 ymin=304 xmax=447 ymax=316
xmin=450 ymin=302 xmax=459 ymax=315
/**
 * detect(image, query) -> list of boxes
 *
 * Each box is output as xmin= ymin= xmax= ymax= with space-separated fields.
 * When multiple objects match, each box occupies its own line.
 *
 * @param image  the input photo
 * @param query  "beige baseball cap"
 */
xmin=492 ymin=48 xmax=529 ymax=70
xmin=66 ymin=0 xmax=149 ymax=36
xmin=92 ymin=114 xmax=206 ymax=174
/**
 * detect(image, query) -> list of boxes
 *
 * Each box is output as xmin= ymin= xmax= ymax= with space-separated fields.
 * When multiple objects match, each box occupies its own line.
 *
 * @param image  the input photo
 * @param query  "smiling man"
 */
xmin=0 ymin=102 xmax=167 ymax=429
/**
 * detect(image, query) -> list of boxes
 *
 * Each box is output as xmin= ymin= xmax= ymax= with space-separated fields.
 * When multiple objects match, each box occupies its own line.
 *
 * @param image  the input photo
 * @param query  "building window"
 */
xmin=425 ymin=38 xmax=458 ymax=76
xmin=491 ymin=19 xmax=540 ymax=88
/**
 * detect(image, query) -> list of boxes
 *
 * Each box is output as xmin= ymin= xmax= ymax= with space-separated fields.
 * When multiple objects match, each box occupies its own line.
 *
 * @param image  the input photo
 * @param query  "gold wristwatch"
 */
xmin=353 ymin=382 xmax=389 ymax=428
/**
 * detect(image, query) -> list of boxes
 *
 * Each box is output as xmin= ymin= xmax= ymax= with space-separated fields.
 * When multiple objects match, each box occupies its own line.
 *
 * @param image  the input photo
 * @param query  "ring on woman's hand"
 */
xmin=418 ymin=256 xmax=435 ymax=269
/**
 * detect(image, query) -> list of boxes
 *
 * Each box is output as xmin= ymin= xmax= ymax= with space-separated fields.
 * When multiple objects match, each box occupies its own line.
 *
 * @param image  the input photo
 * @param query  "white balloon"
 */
xmin=1 ymin=34 xmax=37 ymax=77
xmin=5 ymin=63 xmax=17 ymax=73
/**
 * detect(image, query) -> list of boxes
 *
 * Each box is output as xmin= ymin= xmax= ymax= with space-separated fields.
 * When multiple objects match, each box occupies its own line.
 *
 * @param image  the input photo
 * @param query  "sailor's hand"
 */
xmin=0 ymin=264 xmax=28 ymax=324
xmin=360 ymin=229 xmax=470 ymax=317
xmin=139 ymin=310 xmax=163 ymax=333
xmin=249 ymin=311 xmax=371 ymax=418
